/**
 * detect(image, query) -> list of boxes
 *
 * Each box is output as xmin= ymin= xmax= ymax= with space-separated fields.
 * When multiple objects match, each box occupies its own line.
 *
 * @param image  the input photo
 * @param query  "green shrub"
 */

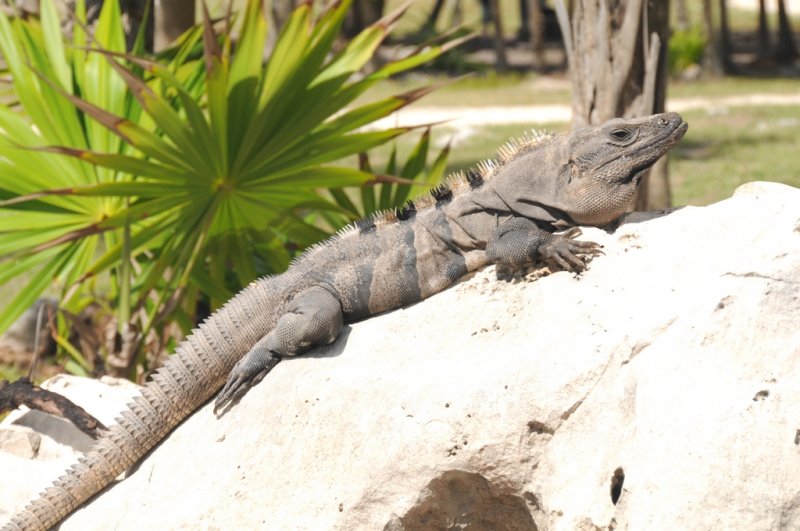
xmin=669 ymin=25 xmax=707 ymax=76
xmin=0 ymin=0 xmax=460 ymax=377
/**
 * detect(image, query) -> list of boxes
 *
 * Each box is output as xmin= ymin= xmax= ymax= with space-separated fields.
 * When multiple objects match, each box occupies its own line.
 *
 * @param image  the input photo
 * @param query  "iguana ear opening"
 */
xmin=568 ymin=158 xmax=580 ymax=182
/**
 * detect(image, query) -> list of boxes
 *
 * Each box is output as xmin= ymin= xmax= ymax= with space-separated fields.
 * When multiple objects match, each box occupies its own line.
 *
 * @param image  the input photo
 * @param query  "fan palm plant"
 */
xmin=0 ymin=0 xmax=465 ymax=376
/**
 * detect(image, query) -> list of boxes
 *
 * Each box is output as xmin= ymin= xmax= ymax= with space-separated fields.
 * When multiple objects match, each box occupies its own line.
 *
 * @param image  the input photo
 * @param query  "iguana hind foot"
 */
xmin=215 ymin=351 xmax=282 ymax=414
xmin=214 ymin=285 xmax=344 ymax=413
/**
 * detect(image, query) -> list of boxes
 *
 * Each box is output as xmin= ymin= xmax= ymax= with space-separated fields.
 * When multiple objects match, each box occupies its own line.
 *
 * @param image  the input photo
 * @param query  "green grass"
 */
xmin=670 ymin=77 xmax=800 ymax=99
xmin=0 ymin=364 xmax=22 ymax=381
xmin=670 ymin=104 xmax=800 ymax=205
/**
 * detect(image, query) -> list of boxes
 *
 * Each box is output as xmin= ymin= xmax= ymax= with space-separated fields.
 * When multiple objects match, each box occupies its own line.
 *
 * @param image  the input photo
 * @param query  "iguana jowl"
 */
xmin=3 ymin=112 xmax=687 ymax=530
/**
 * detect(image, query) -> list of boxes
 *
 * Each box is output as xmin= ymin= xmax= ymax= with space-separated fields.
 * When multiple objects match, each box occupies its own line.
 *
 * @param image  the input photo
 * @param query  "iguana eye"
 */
xmin=609 ymin=128 xmax=632 ymax=141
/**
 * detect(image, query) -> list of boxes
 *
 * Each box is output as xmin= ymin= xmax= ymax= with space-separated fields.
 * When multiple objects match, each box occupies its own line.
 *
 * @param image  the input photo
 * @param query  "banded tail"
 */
xmin=3 ymin=280 xmax=277 ymax=530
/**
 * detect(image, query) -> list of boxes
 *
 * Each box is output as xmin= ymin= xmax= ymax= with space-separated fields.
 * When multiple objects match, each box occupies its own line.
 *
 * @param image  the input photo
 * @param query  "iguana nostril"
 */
xmin=659 ymin=117 xmax=668 ymax=125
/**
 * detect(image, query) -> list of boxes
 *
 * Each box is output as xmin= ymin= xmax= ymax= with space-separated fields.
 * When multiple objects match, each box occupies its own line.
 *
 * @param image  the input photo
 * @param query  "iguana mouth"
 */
xmin=649 ymin=117 xmax=688 ymax=155
xmin=625 ymin=117 xmax=688 ymax=184
xmin=628 ymin=167 xmax=649 ymax=185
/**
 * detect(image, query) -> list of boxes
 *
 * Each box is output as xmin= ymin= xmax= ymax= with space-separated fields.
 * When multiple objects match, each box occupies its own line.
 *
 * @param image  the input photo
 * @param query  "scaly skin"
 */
xmin=3 ymin=112 xmax=687 ymax=530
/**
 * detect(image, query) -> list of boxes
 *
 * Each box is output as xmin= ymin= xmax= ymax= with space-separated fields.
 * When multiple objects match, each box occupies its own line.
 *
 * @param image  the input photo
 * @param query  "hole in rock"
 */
xmin=753 ymin=389 xmax=769 ymax=401
xmin=610 ymin=467 xmax=625 ymax=505
xmin=386 ymin=470 xmax=537 ymax=530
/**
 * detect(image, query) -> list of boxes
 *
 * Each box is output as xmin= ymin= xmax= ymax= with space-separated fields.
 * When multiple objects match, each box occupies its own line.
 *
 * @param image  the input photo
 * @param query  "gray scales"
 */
xmin=3 ymin=112 xmax=687 ymax=530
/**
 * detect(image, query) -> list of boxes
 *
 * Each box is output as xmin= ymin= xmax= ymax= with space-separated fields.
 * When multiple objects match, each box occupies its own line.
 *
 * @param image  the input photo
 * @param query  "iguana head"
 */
xmin=492 ymin=112 xmax=687 ymax=228
xmin=561 ymin=112 xmax=688 ymax=225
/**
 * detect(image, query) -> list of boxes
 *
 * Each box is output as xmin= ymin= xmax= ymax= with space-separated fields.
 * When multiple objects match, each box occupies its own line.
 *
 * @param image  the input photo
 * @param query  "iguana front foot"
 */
xmin=540 ymin=227 xmax=603 ymax=273
xmin=486 ymin=218 xmax=603 ymax=274
xmin=215 ymin=347 xmax=281 ymax=414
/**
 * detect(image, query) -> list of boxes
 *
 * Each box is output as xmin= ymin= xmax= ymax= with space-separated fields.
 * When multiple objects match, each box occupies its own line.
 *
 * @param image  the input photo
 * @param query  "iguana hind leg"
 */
xmin=486 ymin=219 xmax=603 ymax=273
xmin=214 ymin=285 xmax=343 ymax=414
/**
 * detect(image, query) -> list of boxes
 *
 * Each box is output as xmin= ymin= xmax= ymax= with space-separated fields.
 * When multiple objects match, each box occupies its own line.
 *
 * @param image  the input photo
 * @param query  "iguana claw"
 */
xmin=540 ymin=227 xmax=604 ymax=273
xmin=214 ymin=351 xmax=282 ymax=415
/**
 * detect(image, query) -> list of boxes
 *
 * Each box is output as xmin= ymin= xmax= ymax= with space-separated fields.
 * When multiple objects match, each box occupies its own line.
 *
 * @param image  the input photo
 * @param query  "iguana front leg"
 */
xmin=486 ymin=218 xmax=602 ymax=273
xmin=214 ymin=285 xmax=343 ymax=414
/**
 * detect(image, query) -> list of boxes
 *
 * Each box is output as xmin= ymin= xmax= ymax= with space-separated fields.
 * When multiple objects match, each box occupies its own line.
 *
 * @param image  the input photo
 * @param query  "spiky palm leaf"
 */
xmin=0 ymin=0 xmax=463 ymax=375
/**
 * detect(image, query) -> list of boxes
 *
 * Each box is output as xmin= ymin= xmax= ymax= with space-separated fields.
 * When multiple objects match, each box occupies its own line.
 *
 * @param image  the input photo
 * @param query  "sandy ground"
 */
xmin=367 ymin=92 xmax=800 ymax=130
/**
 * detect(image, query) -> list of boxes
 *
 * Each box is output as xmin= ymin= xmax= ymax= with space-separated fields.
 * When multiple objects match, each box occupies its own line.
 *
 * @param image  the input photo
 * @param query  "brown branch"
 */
xmin=0 ymin=378 xmax=107 ymax=439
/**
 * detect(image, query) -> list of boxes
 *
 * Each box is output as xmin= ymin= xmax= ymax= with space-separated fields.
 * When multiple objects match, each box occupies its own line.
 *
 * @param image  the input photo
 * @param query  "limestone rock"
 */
xmin=1 ymin=182 xmax=799 ymax=530
xmin=0 ymin=426 xmax=40 ymax=460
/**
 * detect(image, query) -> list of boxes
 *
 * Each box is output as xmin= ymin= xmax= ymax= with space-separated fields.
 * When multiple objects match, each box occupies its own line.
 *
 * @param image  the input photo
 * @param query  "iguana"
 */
xmin=3 ymin=112 xmax=687 ymax=530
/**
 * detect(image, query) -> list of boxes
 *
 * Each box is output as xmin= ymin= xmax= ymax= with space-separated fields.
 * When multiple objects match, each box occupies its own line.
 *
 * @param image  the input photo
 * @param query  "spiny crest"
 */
xmin=496 ymin=129 xmax=556 ymax=163
xmin=307 ymin=127 xmax=557 ymax=246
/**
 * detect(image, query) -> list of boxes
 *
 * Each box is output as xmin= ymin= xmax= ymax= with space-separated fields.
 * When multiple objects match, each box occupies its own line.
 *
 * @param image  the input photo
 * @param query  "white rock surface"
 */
xmin=2 ymin=182 xmax=799 ymax=530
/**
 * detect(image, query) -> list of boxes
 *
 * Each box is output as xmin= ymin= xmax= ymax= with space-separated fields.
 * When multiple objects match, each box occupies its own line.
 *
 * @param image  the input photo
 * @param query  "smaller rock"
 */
xmin=0 ymin=426 xmax=41 ymax=460
xmin=679 ymin=63 xmax=703 ymax=81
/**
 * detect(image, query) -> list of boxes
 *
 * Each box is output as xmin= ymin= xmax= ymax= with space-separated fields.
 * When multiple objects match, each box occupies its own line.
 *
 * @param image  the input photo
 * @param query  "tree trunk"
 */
xmin=701 ymin=0 xmax=725 ymax=75
xmin=528 ymin=0 xmax=546 ymax=69
xmin=345 ymin=0 xmax=384 ymax=37
xmin=775 ymin=0 xmax=799 ymax=62
xmin=60 ymin=0 xmax=149 ymax=51
xmin=555 ymin=0 xmax=672 ymax=210
xmin=718 ymin=0 xmax=733 ymax=71
xmin=272 ymin=0 xmax=295 ymax=26
xmin=757 ymin=0 xmax=771 ymax=60
xmin=675 ymin=0 xmax=690 ymax=30
xmin=489 ymin=0 xmax=508 ymax=70
xmin=154 ymin=0 xmax=195 ymax=51
xmin=424 ymin=0 xmax=447 ymax=33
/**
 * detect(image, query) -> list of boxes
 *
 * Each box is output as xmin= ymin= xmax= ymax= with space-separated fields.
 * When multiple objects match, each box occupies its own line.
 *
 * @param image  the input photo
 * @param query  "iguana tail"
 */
xmin=3 ymin=280 xmax=278 ymax=531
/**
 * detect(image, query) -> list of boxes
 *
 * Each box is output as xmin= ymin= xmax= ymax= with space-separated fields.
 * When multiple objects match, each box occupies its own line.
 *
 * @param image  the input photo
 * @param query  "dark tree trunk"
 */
xmin=775 ymin=0 xmax=799 ymax=62
xmin=61 ymin=0 xmax=151 ymax=51
xmin=757 ymin=0 xmax=771 ymax=59
xmin=345 ymin=0 xmax=385 ymax=37
xmin=528 ymin=0 xmax=546 ymax=69
xmin=718 ymin=0 xmax=733 ymax=71
xmin=489 ymin=0 xmax=508 ymax=70
xmin=154 ymin=0 xmax=194 ymax=51
xmin=424 ymin=0 xmax=447 ymax=33
xmin=555 ymin=0 xmax=672 ymax=210
xmin=701 ymin=0 xmax=726 ymax=75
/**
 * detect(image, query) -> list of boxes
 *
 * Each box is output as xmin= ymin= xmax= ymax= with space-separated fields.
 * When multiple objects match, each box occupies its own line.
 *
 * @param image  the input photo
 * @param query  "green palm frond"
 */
xmin=0 ymin=0 xmax=462 ymax=372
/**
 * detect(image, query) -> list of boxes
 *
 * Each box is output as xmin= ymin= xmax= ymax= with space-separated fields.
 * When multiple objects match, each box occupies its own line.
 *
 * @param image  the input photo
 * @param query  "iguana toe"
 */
xmin=214 ymin=353 xmax=281 ymax=415
xmin=542 ymin=229 xmax=603 ymax=273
